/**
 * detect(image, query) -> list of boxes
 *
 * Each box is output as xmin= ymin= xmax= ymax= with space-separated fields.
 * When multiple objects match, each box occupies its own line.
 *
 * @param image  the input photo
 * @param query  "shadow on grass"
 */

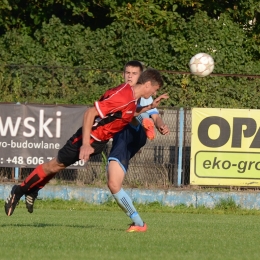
xmin=0 ymin=222 xmax=124 ymax=231
xmin=0 ymin=223 xmax=96 ymax=228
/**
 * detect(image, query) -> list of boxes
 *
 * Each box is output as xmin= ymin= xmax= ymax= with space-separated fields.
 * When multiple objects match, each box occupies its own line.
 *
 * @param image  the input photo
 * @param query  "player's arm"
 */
xmin=151 ymin=113 xmax=170 ymax=135
xmin=135 ymin=93 xmax=169 ymax=116
xmin=79 ymin=106 xmax=99 ymax=162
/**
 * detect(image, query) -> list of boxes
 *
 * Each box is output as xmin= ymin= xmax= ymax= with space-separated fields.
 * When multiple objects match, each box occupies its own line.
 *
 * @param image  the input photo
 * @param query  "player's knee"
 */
xmin=43 ymin=158 xmax=66 ymax=174
xmin=107 ymin=179 xmax=121 ymax=194
xmin=107 ymin=179 xmax=116 ymax=188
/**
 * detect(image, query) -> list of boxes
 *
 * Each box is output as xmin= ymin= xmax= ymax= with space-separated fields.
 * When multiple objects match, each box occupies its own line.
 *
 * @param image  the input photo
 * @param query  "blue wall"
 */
xmin=1 ymin=184 xmax=260 ymax=209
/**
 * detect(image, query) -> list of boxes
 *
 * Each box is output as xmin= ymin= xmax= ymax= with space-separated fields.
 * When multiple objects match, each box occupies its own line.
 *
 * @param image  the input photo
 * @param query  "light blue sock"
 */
xmin=113 ymin=188 xmax=144 ymax=226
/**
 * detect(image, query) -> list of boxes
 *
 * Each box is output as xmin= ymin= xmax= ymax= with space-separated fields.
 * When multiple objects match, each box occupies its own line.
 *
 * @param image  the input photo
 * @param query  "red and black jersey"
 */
xmin=91 ymin=83 xmax=137 ymax=141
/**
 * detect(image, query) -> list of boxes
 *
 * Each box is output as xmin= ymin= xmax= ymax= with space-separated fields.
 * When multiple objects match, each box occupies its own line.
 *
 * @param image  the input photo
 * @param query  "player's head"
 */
xmin=137 ymin=68 xmax=163 ymax=99
xmin=123 ymin=60 xmax=144 ymax=86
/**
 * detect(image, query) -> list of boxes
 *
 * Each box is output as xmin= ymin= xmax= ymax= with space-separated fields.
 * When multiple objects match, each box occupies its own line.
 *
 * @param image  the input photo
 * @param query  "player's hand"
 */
xmin=151 ymin=93 xmax=169 ymax=108
xmin=79 ymin=144 xmax=94 ymax=162
xmin=158 ymin=124 xmax=170 ymax=135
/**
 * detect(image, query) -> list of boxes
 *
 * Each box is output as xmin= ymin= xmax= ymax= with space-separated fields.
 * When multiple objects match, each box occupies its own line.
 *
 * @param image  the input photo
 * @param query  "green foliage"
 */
xmin=0 ymin=0 xmax=97 ymax=34
xmin=108 ymin=0 xmax=182 ymax=38
xmin=0 ymin=4 xmax=260 ymax=107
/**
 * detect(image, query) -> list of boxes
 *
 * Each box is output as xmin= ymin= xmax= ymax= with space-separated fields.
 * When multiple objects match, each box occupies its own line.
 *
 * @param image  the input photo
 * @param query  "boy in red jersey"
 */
xmin=5 ymin=68 xmax=168 ymax=216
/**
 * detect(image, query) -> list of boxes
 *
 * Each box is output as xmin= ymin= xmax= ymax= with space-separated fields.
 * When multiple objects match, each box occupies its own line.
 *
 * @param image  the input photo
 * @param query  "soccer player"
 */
xmin=5 ymin=67 xmax=168 ymax=217
xmin=107 ymin=60 xmax=170 ymax=232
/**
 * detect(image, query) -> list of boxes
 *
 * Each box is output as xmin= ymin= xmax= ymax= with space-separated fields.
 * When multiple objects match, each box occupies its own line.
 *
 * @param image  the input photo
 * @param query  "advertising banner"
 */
xmin=0 ymin=103 xmax=88 ymax=168
xmin=190 ymin=108 xmax=260 ymax=186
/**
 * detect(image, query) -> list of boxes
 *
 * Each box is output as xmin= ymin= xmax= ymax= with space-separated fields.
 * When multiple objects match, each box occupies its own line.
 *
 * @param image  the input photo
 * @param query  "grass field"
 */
xmin=1 ymin=199 xmax=260 ymax=260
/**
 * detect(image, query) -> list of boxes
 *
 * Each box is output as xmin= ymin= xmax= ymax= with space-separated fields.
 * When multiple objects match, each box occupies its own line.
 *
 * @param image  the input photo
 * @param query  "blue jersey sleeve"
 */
xmin=139 ymin=97 xmax=159 ymax=116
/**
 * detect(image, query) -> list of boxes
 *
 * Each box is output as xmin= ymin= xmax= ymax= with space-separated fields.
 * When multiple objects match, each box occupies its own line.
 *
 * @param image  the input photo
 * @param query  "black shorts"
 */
xmin=57 ymin=127 xmax=108 ymax=167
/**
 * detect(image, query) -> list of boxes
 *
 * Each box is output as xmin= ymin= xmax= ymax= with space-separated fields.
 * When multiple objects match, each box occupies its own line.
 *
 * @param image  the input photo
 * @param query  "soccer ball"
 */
xmin=189 ymin=53 xmax=214 ymax=77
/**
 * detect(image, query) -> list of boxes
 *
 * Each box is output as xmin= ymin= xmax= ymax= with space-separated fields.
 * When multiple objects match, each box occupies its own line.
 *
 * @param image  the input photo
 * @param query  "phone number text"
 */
xmin=1 ymin=156 xmax=85 ymax=166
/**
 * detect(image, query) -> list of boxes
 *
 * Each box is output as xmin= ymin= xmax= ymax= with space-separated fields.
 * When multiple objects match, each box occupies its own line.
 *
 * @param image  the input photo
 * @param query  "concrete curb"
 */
xmin=1 ymin=184 xmax=260 ymax=210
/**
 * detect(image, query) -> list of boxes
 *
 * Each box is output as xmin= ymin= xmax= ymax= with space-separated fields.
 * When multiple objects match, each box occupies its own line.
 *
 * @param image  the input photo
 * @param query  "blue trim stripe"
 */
xmin=107 ymin=157 xmax=127 ymax=173
xmin=130 ymin=212 xmax=138 ymax=219
xmin=178 ymin=108 xmax=184 ymax=186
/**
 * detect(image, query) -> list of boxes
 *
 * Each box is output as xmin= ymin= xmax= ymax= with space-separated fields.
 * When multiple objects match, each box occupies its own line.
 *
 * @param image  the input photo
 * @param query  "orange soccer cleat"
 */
xmin=142 ymin=118 xmax=155 ymax=140
xmin=126 ymin=222 xmax=147 ymax=233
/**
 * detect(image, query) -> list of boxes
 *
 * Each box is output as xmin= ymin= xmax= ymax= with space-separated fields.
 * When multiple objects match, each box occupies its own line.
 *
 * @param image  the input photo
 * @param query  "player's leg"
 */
xmin=107 ymin=161 xmax=147 ymax=232
xmin=24 ymin=164 xmax=59 ymax=213
xmin=25 ymin=172 xmax=56 ymax=213
xmin=24 ymin=138 xmax=108 ymax=214
xmin=5 ymin=127 xmax=84 ymax=216
xmin=126 ymin=125 xmax=148 ymax=232
xmin=5 ymin=158 xmax=66 ymax=216
xmin=107 ymin=125 xmax=147 ymax=232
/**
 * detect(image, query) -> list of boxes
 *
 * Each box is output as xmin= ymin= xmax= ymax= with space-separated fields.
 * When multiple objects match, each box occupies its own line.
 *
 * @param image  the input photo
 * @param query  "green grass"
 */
xmin=7 ymin=197 xmax=260 ymax=215
xmin=1 ymin=199 xmax=260 ymax=260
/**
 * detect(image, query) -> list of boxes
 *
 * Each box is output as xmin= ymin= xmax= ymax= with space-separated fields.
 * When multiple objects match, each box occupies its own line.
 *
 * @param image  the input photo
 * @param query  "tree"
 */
xmin=0 ymin=0 xmax=112 ymax=35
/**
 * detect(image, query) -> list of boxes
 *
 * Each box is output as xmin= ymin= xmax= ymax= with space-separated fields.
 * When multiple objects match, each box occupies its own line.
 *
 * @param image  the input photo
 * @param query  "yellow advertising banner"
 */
xmin=190 ymin=108 xmax=260 ymax=186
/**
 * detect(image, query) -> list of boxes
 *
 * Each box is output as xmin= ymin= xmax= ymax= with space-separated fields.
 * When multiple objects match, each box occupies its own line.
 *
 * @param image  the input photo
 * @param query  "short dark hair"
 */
xmin=137 ymin=68 xmax=163 ymax=88
xmin=124 ymin=60 xmax=144 ymax=72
